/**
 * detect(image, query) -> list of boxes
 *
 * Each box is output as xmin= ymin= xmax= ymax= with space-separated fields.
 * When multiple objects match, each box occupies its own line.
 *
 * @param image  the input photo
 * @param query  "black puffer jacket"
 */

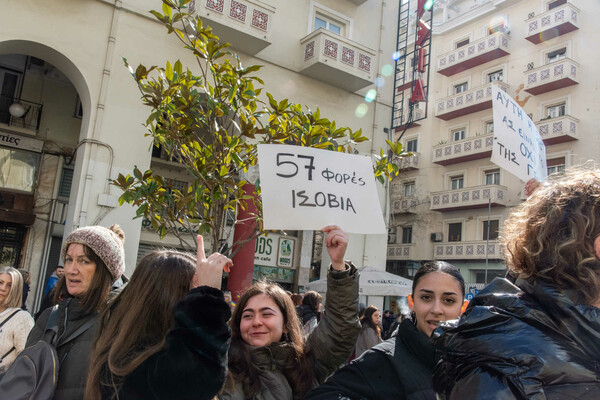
xmin=305 ymin=318 xmax=438 ymax=400
xmin=434 ymin=277 xmax=600 ymax=400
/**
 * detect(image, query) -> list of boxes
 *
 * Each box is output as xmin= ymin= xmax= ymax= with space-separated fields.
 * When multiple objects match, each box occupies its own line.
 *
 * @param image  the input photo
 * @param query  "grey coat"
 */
xmin=219 ymin=264 xmax=360 ymax=400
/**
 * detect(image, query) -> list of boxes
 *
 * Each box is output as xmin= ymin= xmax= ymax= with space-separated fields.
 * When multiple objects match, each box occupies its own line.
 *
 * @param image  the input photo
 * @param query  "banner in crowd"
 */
xmin=491 ymin=84 xmax=547 ymax=182
xmin=257 ymin=144 xmax=386 ymax=234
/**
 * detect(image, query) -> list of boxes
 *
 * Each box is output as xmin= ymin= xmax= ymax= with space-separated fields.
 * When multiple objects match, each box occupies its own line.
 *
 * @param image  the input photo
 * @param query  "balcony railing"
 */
xmin=193 ymin=0 xmax=275 ymax=55
xmin=387 ymin=243 xmax=414 ymax=260
xmin=536 ymin=115 xmax=578 ymax=145
xmin=393 ymin=153 xmax=419 ymax=171
xmin=435 ymin=81 xmax=509 ymax=121
xmin=524 ymin=58 xmax=578 ymax=95
xmin=431 ymin=184 xmax=507 ymax=211
xmin=525 ymin=3 xmax=579 ymax=44
xmin=433 ymin=133 xmax=494 ymax=166
xmin=392 ymin=107 xmax=424 ymax=130
xmin=434 ymin=240 xmax=503 ymax=260
xmin=299 ymin=29 xmax=376 ymax=92
xmin=436 ymin=32 xmax=510 ymax=76
xmin=391 ymin=196 xmax=418 ymax=214
xmin=0 ymin=96 xmax=43 ymax=134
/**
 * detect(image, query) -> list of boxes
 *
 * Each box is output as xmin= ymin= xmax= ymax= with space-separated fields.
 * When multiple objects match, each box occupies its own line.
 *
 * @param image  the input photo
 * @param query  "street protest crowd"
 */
xmin=1 ymin=166 xmax=600 ymax=399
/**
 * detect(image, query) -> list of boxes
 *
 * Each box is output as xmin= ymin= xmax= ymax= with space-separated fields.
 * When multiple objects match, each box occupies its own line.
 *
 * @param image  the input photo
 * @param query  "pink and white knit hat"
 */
xmin=62 ymin=225 xmax=125 ymax=281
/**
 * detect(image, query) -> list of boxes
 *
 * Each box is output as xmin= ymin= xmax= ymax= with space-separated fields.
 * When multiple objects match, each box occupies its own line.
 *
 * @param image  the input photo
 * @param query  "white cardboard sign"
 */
xmin=491 ymin=84 xmax=547 ymax=182
xmin=258 ymin=144 xmax=386 ymax=234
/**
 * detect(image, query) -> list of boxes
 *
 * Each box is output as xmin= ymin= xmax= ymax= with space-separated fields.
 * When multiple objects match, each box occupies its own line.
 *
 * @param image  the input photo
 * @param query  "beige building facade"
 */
xmin=388 ymin=0 xmax=599 ymax=302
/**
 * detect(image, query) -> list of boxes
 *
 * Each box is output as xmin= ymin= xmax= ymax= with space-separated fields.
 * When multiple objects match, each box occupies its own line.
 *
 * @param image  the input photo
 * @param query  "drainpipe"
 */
xmin=75 ymin=0 xmax=121 ymax=227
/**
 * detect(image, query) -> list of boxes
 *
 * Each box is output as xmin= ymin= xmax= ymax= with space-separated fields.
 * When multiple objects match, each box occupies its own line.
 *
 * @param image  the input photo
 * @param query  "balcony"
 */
xmin=431 ymin=184 xmax=507 ymax=212
xmin=433 ymin=134 xmax=494 ymax=166
xmin=387 ymin=243 xmax=414 ymax=260
xmin=525 ymin=3 xmax=579 ymax=44
xmin=391 ymin=196 xmax=418 ymax=214
xmin=436 ymin=32 xmax=510 ymax=77
xmin=435 ymin=81 xmax=509 ymax=121
xmin=524 ymin=58 xmax=578 ymax=95
xmin=434 ymin=240 xmax=502 ymax=260
xmin=393 ymin=153 xmax=419 ymax=171
xmin=392 ymin=107 xmax=424 ymax=131
xmin=536 ymin=115 xmax=578 ymax=145
xmin=0 ymin=96 xmax=43 ymax=134
xmin=193 ymin=0 xmax=275 ymax=55
xmin=299 ymin=29 xmax=376 ymax=92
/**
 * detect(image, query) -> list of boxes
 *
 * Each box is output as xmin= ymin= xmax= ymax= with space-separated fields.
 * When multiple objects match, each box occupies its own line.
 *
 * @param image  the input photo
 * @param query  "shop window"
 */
xmin=0 ymin=147 xmax=38 ymax=192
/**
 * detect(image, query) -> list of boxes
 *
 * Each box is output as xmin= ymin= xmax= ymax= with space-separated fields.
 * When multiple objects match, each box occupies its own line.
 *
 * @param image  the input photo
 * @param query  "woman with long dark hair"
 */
xmin=219 ymin=225 xmax=360 ymax=400
xmin=85 ymin=237 xmax=232 ymax=400
xmin=354 ymin=305 xmax=382 ymax=357
xmin=306 ymin=261 xmax=467 ymax=400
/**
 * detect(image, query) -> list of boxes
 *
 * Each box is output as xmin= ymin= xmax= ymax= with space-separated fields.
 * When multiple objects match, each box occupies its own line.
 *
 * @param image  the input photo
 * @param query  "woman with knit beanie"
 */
xmin=26 ymin=224 xmax=126 ymax=400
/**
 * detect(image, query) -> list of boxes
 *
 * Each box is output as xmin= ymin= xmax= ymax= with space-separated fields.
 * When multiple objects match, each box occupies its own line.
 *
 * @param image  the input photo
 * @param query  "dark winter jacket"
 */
xmin=434 ymin=277 xmax=600 ymax=400
xmin=26 ymin=296 xmax=101 ymax=400
xmin=305 ymin=318 xmax=438 ymax=400
xmin=102 ymin=286 xmax=231 ymax=400
xmin=220 ymin=264 xmax=361 ymax=400
xmin=297 ymin=304 xmax=317 ymax=326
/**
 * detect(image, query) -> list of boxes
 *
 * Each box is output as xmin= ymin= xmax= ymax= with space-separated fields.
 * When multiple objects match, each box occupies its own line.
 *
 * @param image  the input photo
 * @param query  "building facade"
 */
xmin=0 ymin=0 xmax=397 ymax=311
xmin=387 ymin=0 xmax=598 ymax=302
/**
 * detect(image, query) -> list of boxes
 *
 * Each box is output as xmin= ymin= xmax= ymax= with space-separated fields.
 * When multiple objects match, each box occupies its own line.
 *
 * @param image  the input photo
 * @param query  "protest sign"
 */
xmin=257 ymin=144 xmax=386 ymax=234
xmin=491 ymin=84 xmax=547 ymax=182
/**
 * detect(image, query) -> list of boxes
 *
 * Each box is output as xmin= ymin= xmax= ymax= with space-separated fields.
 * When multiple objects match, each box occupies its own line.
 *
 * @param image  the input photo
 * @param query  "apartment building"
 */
xmin=387 ymin=0 xmax=597 ymax=296
xmin=0 ymin=0 xmax=401 ymax=310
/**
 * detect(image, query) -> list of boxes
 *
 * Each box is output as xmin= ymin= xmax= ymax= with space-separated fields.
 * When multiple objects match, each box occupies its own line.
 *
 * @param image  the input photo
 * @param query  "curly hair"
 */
xmin=501 ymin=166 xmax=600 ymax=305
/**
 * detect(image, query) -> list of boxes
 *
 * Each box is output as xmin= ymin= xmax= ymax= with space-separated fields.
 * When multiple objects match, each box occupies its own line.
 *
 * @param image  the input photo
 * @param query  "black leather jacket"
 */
xmin=434 ymin=277 xmax=600 ymax=399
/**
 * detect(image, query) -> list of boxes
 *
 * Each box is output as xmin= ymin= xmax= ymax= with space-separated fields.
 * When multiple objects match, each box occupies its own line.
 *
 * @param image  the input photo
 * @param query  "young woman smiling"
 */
xmin=219 ymin=225 xmax=361 ymax=400
xmin=305 ymin=261 xmax=466 ymax=400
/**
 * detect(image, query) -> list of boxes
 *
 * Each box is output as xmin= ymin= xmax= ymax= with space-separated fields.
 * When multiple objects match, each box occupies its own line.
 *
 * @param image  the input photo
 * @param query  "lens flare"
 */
xmin=365 ymin=89 xmax=377 ymax=103
xmin=392 ymin=51 xmax=402 ymax=61
xmin=381 ymin=64 xmax=394 ymax=77
xmin=355 ymin=104 xmax=368 ymax=118
xmin=374 ymin=77 xmax=385 ymax=87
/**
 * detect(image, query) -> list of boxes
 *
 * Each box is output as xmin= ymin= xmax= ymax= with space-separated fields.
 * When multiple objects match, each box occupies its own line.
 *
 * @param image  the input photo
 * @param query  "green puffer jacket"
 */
xmin=219 ymin=264 xmax=360 ymax=400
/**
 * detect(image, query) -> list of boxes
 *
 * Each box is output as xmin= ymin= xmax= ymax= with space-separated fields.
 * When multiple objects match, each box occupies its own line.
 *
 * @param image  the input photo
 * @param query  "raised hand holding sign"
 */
xmin=322 ymin=225 xmax=349 ymax=271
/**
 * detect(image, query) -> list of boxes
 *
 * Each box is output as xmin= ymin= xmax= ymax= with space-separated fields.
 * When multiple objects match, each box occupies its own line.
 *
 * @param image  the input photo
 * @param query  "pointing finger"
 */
xmin=197 ymin=235 xmax=206 ymax=260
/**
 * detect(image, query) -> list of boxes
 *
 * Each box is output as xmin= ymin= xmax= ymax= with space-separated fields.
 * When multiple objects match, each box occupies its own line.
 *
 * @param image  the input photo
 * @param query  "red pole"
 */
xmin=227 ymin=183 xmax=257 ymax=302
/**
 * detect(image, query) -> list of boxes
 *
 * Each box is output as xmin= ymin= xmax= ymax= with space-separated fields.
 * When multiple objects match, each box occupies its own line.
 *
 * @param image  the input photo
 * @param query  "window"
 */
xmin=454 ymin=82 xmax=468 ymax=94
xmin=58 ymin=166 xmax=74 ymax=199
xmin=314 ymin=14 xmax=343 ymax=35
xmin=474 ymin=269 xmax=505 ymax=284
xmin=482 ymin=219 xmax=499 ymax=240
xmin=452 ymin=128 xmax=466 ymax=141
xmin=548 ymin=0 xmax=567 ymax=10
xmin=455 ymin=38 xmax=469 ymax=48
xmin=406 ymin=138 xmax=418 ymax=152
xmin=487 ymin=70 xmax=503 ymax=83
xmin=547 ymin=157 xmax=566 ymax=175
xmin=448 ymin=222 xmax=462 ymax=242
xmin=485 ymin=121 xmax=494 ymax=134
xmin=0 ymin=148 xmax=39 ymax=192
xmin=547 ymin=48 xmax=566 ymax=64
xmin=546 ymin=102 xmax=566 ymax=118
xmin=402 ymin=226 xmax=412 ymax=244
xmin=404 ymin=181 xmax=415 ymax=197
xmin=450 ymin=175 xmax=464 ymax=190
xmin=485 ymin=169 xmax=500 ymax=185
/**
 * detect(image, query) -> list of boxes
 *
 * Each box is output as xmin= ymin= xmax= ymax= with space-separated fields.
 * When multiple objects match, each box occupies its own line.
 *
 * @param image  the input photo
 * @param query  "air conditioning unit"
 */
xmin=430 ymin=232 xmax=443 ymax=242
xmin=388 ymin=228 xmax=397 ymax=244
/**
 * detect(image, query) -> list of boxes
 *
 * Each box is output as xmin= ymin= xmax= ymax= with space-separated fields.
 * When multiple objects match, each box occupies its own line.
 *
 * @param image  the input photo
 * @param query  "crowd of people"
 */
xmin=0 ymin=166 xmax=599 ymax=399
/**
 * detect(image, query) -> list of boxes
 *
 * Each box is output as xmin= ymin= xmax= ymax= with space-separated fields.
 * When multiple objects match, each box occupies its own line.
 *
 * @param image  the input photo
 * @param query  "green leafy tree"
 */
xmin=113 ymin=0 xmax=407 ymax=254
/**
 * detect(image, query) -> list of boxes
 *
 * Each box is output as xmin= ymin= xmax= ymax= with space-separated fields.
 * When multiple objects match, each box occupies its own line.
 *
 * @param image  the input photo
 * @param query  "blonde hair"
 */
xmin=501 ymin=165 xmax=600 ymax=305
xmin=0 ymin=267 xmax=24 ymax=308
